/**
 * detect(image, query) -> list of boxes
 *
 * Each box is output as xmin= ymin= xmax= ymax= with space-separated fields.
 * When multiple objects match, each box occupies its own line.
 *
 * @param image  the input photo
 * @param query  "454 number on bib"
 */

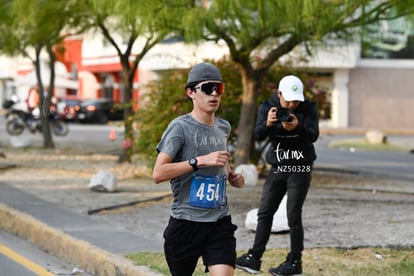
xmin=189 ymin=174 xmax=226 ymax=208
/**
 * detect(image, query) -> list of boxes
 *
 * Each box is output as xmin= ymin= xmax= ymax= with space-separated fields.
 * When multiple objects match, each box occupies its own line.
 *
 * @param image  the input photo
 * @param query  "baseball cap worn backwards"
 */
xmin=278 ymin=75 xmax=304 ymax=102
xmin=187 ymin=62 xmax=222 ymax=85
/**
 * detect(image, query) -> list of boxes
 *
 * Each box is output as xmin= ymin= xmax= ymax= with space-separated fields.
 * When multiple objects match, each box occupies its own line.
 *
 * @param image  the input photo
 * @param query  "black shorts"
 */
xmin=163 ymin=215 xmax=237 ymax=276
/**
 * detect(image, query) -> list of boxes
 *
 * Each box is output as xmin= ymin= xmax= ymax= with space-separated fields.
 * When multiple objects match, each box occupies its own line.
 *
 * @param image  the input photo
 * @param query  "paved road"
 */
xmin=1 ymin=113 xmax=413 ymax=181
xmin=0 ymin=115 xmax=124 ymax=151
xmin=0 ymin=231 xmax=93 ymax=276
xmin=314 ymin=133 xmax=414 ymax=181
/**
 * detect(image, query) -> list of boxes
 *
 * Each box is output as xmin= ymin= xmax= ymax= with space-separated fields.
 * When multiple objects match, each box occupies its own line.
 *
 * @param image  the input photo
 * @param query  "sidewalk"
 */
xmin=0 ymin=131 xmax=413 ymax=275
xmin=0 ymin=148 xmax=167 ymax=276
xmin=0 ymin=183 xmax=164 ymax=276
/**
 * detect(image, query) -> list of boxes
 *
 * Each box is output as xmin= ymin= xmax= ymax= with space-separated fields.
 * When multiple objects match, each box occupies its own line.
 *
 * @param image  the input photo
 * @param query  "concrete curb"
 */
xmin=0 ymin=203 xmax=162 ymax=276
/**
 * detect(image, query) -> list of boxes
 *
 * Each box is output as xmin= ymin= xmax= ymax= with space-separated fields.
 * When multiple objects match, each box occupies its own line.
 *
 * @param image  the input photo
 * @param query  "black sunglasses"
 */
xmin=194 ymin=81 xmax=225 ymax=95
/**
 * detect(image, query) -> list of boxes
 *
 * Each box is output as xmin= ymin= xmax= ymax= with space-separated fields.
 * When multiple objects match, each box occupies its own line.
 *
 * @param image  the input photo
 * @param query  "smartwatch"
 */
xmin=189 ymin=157 xmax=198 ymax=171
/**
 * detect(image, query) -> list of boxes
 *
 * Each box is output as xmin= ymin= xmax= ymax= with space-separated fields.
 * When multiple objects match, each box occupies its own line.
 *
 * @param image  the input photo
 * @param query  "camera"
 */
xmin=276 ymin=108 xmax=291 ymax=122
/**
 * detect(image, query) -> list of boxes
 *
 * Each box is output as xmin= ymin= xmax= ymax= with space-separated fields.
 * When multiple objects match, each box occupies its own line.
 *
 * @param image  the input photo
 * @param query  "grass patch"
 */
xmin=329 ymin=138 xmax=407 ymax=152
xmin=127 ymin=247 xmax=414 ymax=276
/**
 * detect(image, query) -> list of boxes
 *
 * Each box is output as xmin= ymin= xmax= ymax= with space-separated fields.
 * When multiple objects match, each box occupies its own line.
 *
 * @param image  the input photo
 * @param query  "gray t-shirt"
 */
xmin=156 ymin=113 xmax=231 ymax=222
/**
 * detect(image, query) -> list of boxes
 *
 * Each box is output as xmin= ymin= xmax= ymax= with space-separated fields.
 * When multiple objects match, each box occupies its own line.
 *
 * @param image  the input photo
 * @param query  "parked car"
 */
xmin=56 ymin=96 xmax=82 ymax=121
xmin=77 ymin=98 xmax=123 ymax=124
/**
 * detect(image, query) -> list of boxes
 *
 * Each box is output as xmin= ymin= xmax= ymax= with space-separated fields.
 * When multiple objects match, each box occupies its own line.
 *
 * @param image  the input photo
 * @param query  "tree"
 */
xmin=182 ymin=0 xmax=414 ymax=166
xmin=74 ymin=0 xmax=192 ymax=162
xmin=0 ymin=0 xmax=80 ymax=148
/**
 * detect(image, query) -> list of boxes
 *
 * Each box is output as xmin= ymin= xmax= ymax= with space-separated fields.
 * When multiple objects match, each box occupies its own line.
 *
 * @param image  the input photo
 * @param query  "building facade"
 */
xmin=1 ymin=33 xmax=413 ymax=131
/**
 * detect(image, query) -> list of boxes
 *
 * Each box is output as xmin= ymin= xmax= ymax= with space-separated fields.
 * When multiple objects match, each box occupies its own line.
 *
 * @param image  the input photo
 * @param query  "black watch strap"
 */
xmin=189 ymin=157 xmax=198 ymax=171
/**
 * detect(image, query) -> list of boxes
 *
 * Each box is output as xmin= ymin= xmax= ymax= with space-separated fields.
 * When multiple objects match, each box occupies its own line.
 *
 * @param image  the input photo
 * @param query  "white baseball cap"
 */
xmin=278 ymin=75 xmax=304 ymax=102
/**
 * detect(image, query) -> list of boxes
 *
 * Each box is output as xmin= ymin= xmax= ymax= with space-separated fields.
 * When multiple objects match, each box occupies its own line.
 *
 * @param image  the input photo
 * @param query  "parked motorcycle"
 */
xmin=2 ymin=97 xmax=69 ymax=136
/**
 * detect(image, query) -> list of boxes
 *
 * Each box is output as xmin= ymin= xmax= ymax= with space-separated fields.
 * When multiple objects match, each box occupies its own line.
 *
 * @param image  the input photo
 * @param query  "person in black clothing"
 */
xmin=236 ymin=75 xmax=319 ymax=275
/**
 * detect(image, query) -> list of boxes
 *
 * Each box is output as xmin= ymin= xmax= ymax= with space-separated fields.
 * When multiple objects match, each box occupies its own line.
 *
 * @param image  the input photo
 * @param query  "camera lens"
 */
xmin=276 ymin=108 xmax=290 ymax=122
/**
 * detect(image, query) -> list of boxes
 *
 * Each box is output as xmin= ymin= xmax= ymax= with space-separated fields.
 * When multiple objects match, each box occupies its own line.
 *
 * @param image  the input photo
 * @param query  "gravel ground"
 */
xmin=0 ymin=148 xmax=413 ymax=253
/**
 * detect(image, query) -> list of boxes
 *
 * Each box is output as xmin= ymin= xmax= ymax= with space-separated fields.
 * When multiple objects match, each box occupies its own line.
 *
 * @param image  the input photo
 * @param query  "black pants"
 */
xmin=250 ymin=165 xmax=312 ymax=260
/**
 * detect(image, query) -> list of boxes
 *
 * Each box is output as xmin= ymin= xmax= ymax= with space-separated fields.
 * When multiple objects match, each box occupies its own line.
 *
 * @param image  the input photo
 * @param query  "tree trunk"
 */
xmin=234 ymin=69 xmax=261 ymax=167
xmin=123 ymin=80 xmax=134 ymax=162
xmin=120 ymin=59 xmax=135 ymax=163
xmin=42 ymin=45 xmax=56 ymax=148
xmin=34 ymin=47 xmax=54 ymax=148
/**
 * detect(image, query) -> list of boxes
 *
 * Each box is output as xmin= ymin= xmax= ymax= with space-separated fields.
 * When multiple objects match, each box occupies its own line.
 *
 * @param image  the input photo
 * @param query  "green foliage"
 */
xmin=180 ymin=0 xmax=414 ymax=165
xmin=4 ymin=0 xmax=408 ymax=158
xmin=0 ymin=0 xmax=81 ymax=149
xmin=134 ymin=58 xmax=243 ymax=166
xmin=0 ymin=0 xmax=71 ymax=56
xmin=134 ymin=67 xmax=192 ymax=165
xmin=15 ymin=1 xmax=72 ymax=43
xmin=73 ymin=0 xmax=194 ymax=162
xmin=134 ymin=58 xmax=331 ymax=166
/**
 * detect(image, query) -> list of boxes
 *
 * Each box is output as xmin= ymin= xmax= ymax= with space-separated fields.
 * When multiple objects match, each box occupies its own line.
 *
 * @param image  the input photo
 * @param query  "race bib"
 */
xmin=189 ymin=174 xmax=226 ymax=209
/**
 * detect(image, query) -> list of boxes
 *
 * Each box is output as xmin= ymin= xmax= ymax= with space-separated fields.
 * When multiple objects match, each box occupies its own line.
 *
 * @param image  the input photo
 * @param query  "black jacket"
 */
xmin=255 ymin=93 xmax=319 ymax=166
